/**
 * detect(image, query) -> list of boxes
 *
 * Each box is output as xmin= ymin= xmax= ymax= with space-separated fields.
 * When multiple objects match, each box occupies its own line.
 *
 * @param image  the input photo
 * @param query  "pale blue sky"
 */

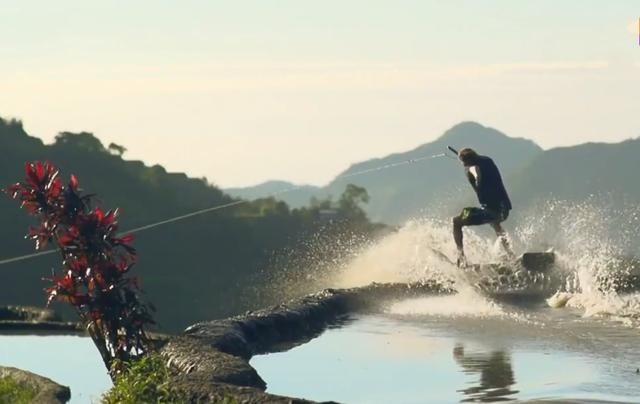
xmin=1 ymin=1 xmax=638 ymax=186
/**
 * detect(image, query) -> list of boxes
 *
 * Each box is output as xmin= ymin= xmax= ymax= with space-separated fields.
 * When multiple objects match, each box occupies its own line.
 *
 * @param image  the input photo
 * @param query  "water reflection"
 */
xmin=453 ymin=344 xmax=518 ymax=402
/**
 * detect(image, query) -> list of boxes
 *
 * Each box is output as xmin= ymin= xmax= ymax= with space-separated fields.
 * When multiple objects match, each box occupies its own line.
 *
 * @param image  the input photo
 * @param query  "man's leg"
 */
xmin=453 ymin=215 xmax=464 ymax=253
xmin=453 ymin=215 xmax=467 ymax=267
xmin=490 ymin=222 xmax=514 ymax=258
xmin=453 ymin=208 xmax=481 ymax=267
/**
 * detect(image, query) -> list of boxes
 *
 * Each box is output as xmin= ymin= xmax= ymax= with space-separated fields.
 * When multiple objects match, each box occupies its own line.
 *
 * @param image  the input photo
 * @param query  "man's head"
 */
xmin=458 ymin=148 xmax=479 ymax=167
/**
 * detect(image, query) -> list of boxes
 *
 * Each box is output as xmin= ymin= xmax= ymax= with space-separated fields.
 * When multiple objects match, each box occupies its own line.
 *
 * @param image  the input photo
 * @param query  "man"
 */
xmin=453 ymin=148 xmax=513 ymax=267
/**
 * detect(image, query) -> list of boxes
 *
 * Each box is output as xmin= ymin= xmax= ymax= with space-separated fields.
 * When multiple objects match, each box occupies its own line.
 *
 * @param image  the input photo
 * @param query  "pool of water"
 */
xmin=251 ymin=296 xmax=640 ymax=403
xmin=0 ymin=333 xmax=112 ymax=403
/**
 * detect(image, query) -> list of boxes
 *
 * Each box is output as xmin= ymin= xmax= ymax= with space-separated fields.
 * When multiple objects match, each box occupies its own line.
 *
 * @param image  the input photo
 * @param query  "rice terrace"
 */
xmin=1 ymin=2 xmax=639 ymax=403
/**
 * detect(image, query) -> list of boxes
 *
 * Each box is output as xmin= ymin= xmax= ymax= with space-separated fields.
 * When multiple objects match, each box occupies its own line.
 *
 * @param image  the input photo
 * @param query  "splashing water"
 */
xmin=522 ymin=199 xmax=640 ymax=325
xmin=331 ymin=198 xmax=640 ymax=326
xmin=388 ymin=292 xmax=506 ymax=318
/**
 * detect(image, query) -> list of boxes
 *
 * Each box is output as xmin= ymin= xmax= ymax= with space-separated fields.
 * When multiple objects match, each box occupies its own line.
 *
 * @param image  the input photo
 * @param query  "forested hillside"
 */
xmin=0 ymin=117 xmax=381 ymax=332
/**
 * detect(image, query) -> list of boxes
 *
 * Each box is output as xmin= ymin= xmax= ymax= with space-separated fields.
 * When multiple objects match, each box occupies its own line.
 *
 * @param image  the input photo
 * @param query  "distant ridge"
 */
xmin=229 ymin=122 xmax=543 ymax=223
xmin=230 ymin=122 xmax=640 ymax=225
xmin=510 ymin=137 xmax=640 ymax=204
xmin=226 ymin=180 xmax=321 ymax=208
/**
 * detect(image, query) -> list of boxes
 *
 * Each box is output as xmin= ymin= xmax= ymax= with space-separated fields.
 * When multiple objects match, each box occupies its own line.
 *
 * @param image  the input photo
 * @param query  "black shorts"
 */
xmin=458 ymin=206 xmax=509 ymax=226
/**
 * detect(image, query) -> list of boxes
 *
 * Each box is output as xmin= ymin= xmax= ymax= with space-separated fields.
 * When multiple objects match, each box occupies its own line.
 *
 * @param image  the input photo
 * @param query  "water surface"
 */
xmin=0 ymin=333 xmax=111 ymax=403
xmin=252 ymin=298 xmax=640 ymax=403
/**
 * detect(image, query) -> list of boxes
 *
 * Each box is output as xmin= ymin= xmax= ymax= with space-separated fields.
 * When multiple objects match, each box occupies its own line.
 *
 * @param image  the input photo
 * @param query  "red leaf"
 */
xmin=118 ymin=234 xmax=135 ymax=244
xmin=94 ymin=207 xmax=104 ymax=222
xmin=57 ymin=232 xmax=74 ymax=246
xmin=69 ymin=174 xmax=79 ymax=190
xmin=104 ymin=210 xmax=116 ymax=226
xmin=35 ymin=161 xmax=44 ymax=181
xmin=7 ymin=183 xmax=21 ymax=198
xmin=25 ymin=162 xmax=39 ymax=186
xmin=49 ymin=177 xmax=62 ymax=197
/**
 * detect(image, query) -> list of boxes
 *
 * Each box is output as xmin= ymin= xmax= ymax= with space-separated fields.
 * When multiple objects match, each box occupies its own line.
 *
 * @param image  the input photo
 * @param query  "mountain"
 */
xmin=226 ymin=181 xmax=320 ymax=208
xmin=229 ymin=122 xmax=544 ymax=223
xmin=510 ymin=138 xmax=640 ymax=204
xmin=326 ymin=122 xmax=543 ymax=222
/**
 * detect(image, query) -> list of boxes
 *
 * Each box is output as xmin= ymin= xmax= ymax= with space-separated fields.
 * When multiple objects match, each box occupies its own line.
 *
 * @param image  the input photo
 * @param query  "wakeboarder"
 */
xmin=453 ymin=148 xmax=514 ymax=267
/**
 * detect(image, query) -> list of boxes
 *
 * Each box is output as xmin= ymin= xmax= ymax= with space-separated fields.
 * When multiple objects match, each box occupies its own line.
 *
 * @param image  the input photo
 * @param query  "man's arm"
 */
xmin=466 ymin=166 xmax=480 ymax=191
xmin=473 ymin=165 xmax=482 ymax=190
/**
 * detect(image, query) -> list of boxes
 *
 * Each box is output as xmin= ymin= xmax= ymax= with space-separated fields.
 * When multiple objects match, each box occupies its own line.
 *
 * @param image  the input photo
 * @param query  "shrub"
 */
xmin=5 ymin=161 xmax=154 ymax=376
xmin=0 ymin=376 xmax=36 ymax=404
xmin=102 ymin=354 xmax=184 ymax=404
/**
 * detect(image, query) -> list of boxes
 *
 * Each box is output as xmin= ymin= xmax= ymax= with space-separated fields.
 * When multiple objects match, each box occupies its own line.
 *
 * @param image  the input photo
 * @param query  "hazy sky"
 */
xmin=1 ymin=1 xmax=638 ymax=187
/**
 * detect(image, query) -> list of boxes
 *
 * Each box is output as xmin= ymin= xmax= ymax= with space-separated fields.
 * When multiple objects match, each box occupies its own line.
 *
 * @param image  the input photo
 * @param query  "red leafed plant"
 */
xmin=5 ymin=161 xmax=154 ymax=376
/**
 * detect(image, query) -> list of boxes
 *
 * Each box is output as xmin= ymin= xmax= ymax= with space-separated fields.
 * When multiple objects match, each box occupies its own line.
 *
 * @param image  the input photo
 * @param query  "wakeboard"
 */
xmin=429 ymin=248 xmax=557 ymax=297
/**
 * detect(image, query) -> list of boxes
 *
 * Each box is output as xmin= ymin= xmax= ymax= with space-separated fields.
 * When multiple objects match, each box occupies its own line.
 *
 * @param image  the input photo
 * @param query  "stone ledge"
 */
xmin=0 ymin=320 xmax=82 ymax=333
xmin=0 ymin=366 xmax=70 ymax=403
xmin=0 ymin=306 xmax=82 ymax=334
xmin=162 ymin=281 xmax=448 ymax=403
xmin=0 ymin=306 xmax=61 ymax=322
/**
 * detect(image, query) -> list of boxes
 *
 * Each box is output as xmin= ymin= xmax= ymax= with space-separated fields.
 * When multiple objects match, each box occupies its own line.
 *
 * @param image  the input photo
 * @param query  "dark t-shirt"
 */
xmin=465 ymin=155 xmax=512 ymax=211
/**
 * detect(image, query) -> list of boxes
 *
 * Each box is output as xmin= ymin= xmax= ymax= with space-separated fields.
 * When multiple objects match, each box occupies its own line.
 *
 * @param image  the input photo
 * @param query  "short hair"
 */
xmin=458 ymin=148 xmax=478 ymax=165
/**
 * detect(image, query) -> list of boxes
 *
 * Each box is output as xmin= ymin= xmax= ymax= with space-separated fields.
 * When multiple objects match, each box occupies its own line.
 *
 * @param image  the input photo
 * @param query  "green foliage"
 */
xmin=108 ymin=142 xmax=127 ymax=156
xmin=54 ymin=131 xmax=106 ymax=152
xmin=338 ymin=184 xmax=370 ymax=222
xmin=102 ymin=354 xmax=185 ymax=404
xmin=301 ymin=184 xmax=374 ymax=231
xmin=0 ymin=376 xmax=36 ymax=404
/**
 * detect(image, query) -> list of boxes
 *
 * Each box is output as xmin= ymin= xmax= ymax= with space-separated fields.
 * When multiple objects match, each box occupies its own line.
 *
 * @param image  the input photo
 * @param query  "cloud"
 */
xmin=449 ymin=61 xmax=608 ymax=78
xmin=0 ymin=60 xmax=611 ymax=97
